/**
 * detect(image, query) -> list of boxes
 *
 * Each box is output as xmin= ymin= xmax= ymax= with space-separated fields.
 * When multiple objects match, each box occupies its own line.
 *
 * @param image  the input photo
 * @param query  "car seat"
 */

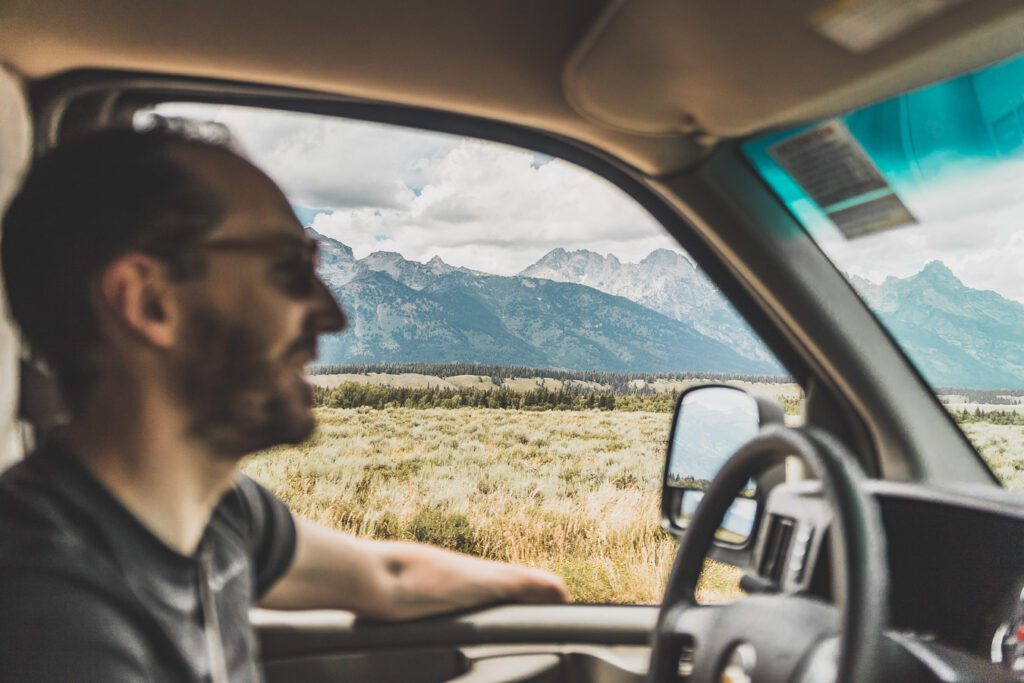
xmin=0 ymin=64 xmax=33 ymax=469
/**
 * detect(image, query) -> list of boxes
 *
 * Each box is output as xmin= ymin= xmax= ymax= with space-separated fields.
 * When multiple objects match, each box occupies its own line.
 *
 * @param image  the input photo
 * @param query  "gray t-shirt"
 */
xmin=0 ymin=439 xmax=296 ymax=682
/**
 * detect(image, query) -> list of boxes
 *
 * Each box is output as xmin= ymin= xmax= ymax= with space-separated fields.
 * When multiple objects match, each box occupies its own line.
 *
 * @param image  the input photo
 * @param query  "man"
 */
xmin=0 ymin=128 xmax=568 ymax=681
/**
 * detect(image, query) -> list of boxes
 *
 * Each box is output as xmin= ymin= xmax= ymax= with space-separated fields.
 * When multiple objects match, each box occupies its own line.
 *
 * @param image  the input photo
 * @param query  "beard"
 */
xmin=170 ymin=308 xmax=316 ymax=459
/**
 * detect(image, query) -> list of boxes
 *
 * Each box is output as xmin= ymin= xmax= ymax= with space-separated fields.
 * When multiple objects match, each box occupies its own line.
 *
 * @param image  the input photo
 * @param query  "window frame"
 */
xmin=29 ymin=69 xmax=888 ymax=485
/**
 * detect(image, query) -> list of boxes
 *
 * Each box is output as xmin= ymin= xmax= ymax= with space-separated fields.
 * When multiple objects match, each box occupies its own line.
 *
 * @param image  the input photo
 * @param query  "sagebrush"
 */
xmin=243 ymin=407 xmax=738 ymax=604
xmin=243 ymin=405 xmax=1024 ymax=605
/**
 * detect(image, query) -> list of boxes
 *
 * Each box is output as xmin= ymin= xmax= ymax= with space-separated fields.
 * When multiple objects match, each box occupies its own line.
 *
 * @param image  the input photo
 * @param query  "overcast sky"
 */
xmin=154 ymin=103 xmax=676 ymax=276
xmin=813 ymin=159 xmax=1024 ymax=303
xmin=153 ymin=103 xmax=1024 ymax=302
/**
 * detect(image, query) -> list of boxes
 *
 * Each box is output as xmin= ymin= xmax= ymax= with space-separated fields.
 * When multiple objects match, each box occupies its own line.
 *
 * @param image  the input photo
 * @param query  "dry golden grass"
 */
xmin=241 ymin=403 xmax=1024 ymax=606
xmin=962 ymin=422 xmax=1024 ymax=490
xmin=243 ymin=407 xmax=741 ymax=604
xmin=309 ymin=373 xmax=459 ymax=390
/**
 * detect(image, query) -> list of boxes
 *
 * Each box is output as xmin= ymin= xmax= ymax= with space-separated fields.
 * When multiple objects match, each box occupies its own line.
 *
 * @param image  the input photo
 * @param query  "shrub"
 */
xmin=405 ymin=508 xmax=481 ymax=555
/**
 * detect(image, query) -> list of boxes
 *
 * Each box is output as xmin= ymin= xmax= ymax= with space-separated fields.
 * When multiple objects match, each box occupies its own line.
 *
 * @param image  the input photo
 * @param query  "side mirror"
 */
xmin=661 ymin=384 xmax=785 ymax=546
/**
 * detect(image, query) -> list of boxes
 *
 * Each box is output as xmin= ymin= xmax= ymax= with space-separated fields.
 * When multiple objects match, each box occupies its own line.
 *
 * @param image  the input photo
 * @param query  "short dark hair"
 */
xmin=2 ymin=127 xmax=229 ymax=410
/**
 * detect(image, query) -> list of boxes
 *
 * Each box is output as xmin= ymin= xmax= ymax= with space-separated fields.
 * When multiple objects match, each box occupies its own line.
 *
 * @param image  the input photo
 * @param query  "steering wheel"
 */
xmin=648 ymin=425 xmax=890 ymax=682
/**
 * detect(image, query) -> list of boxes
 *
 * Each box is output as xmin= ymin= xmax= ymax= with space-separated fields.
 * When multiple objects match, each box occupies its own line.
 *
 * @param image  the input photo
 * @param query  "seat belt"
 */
xmin=198 ymin=548 xmax=230 ymax=683
xmin=18 ymin=358 xmax=65 ymax=445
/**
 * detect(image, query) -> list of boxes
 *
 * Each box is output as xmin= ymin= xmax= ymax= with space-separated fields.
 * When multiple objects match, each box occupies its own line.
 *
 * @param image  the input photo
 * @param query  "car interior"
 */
xmin=4 ymin=1 xmax=1024 ymax=681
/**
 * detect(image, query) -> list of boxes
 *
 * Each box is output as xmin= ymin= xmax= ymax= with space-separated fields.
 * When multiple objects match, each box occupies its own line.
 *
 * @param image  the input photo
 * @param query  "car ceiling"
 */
xmin=2 ymin=0 xmax=1024 ymax=175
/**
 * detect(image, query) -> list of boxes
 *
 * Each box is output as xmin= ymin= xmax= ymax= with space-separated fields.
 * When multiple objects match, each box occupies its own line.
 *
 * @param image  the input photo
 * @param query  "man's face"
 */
xmin=166 ymin=146 xmax=346 ymax=458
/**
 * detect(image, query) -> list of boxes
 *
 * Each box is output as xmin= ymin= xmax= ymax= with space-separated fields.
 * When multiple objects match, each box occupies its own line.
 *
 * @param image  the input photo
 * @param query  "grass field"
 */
xmin=243 ymin=406 xmax=744 ymax=604
xmin=242 ymin=403 xmax=1024 ymax=606
xmin=962 ymin=421 xmax=1024 ymax=490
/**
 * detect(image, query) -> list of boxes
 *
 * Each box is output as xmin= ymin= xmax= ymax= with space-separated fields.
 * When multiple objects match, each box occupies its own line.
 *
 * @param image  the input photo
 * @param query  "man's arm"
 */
xmin=258 ymin=517 xmax=569 ymax=620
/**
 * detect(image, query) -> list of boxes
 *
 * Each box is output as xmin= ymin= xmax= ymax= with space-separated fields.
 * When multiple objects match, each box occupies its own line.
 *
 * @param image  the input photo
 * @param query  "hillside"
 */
xmin=308 ymin=228 xmax=1024 ymax=388
xmin=520 ymin=247 xmax=773 ymax=364
xmin=312 ymin=229 xmax=778 ymax=374
xmin=853 ymin=261 xmax=1024 ymax=388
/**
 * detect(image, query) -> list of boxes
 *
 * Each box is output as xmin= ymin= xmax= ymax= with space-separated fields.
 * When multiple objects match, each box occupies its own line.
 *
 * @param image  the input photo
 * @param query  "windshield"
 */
xmin=744 ymin=51 xmax=1024 ymax=488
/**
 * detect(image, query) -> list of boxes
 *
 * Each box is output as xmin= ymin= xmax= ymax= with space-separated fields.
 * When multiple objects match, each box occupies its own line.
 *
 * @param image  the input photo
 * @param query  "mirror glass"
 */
xmin=678 ymin=491 xmax=757 ymax=544
xmin=666 ymin=386 xmax=760 ymax=543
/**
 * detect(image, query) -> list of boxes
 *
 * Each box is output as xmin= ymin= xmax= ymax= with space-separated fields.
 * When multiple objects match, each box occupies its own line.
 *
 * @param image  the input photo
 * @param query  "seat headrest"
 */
xmin=0 ymin=65 xmax=31 ymax=211
xmin=0 ymin=64 xmax=32 ymax=468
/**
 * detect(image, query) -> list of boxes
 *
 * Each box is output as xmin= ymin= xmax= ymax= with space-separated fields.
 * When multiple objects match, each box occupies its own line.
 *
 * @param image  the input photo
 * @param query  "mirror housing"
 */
xmin=661 ymin=384 xmax=785 ymax=547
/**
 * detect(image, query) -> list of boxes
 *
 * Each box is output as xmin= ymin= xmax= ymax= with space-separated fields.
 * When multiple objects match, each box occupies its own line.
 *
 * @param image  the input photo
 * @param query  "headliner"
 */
xmin=2 ymin=0 xmax=1023 ymax=174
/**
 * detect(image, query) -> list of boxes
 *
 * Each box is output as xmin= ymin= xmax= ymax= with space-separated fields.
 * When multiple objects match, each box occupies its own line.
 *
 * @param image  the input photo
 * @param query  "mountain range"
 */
xmin=310 ymin=228 xmax=1024 ymax=388
xmin=852 ymin=261 xmax=1024 ymax=389
xmin=519 ymin=247 xmax=773 ymax=363
xmin=312 ymin=229 xmax=777 ymax=375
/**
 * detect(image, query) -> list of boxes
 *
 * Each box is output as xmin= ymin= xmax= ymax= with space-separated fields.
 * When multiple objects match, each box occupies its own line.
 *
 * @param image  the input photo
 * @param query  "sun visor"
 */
xmin=0 ymin=64 xmax=31 ymax=469
xmin=564 ymin=0 xmax=1024 ymax=141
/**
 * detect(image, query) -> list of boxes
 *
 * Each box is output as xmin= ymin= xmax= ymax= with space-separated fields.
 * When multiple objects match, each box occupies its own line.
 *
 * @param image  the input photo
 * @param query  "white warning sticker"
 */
xmin=768 ymin=120 xmax=916 ymax=239
xmin=810 ymin=0 xmax=967 ymax=53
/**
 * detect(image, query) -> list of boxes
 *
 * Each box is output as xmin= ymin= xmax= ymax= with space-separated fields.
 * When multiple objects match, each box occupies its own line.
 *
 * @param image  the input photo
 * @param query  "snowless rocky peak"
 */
xmin=307 ymin=227 xmax=361 ymax=289
xmin=426 ymin=255 xmax=455 ymax=275
xmin=521 ymin=248 xmax=623 ymax=288
xmin=915 ymin=260 xmax=962 ymax=287
xmin=362 ymin=251 xmax=404 ymax=269
xmin=521 ymin=247 xmax=696 ymax=288
xmin=519 ymin=246 xmax=772 ymax=364
xmin=519 ymin=247 xmax=706 ymax=309
xmin=360 ymin=250 xmax=464 ymax=290
xmin=305 ymin=227 xmax=354 ymax=261
xmin=639 ymin=248 xmax=693 ymax=269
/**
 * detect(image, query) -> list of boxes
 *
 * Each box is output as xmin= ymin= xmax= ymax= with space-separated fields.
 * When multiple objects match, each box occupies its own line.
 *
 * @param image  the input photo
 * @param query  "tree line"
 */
xmin=313 ymin=382 xmax=804 ymax=415
xmin=936 ymin=388 xmax=1024 ymax=405
xmin=314 ymin=383 xmax=680 ymax=412
xmin=950 ymin=408 xmax=1024 ymax=426
xmin=307 ymin=362 xmax=793 ymax=392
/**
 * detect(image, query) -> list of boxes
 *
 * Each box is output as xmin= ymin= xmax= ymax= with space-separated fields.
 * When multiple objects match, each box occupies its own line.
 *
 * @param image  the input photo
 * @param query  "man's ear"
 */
xmin=97 ymin=253 xmax=180 ymax=349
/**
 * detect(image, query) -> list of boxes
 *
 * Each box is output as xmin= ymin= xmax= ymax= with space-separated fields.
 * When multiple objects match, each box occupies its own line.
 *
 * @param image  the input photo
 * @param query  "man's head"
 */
xmin=2 ymin=127 xmax=346 ymax=456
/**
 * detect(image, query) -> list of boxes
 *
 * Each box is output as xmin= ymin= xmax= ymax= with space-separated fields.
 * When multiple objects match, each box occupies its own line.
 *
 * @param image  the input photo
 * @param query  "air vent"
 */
xmin=759 ymin=515 xmax=796 ymax=584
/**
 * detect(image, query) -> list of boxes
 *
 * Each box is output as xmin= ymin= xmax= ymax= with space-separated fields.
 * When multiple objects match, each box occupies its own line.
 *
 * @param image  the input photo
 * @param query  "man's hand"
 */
xmin=506 ymin=567 xmax=570 ymax=605
xmin=259 ymin=518 xmax=570 ymax=620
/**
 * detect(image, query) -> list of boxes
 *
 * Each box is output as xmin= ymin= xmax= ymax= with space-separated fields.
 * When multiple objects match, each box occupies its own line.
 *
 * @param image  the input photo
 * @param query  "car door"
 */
xmin=254 ymin=604 xmax=655 ymax=682
xmin=112 ymin=98 xmax=797 ymax=683
xmin=16 ymin=63 xmax=1024 ymax=683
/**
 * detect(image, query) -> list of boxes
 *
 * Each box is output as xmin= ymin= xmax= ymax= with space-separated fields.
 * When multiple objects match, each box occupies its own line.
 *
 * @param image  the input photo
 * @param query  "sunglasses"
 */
xmin=190 ymin=236 xmax=322 ymax=299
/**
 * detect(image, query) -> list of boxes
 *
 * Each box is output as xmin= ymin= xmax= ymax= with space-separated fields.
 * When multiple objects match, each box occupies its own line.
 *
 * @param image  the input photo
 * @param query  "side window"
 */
xmin=138 ymin=104 xmax=796 ymax=604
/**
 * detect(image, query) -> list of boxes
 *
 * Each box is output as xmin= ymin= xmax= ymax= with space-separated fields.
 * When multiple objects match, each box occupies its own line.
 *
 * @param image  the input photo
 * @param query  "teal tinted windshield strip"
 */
xmin=743 ymin=51 xmax=1024 ymax=241
xmin=823 ymin=187 xmax=892 ymax=215
xmin=744 ymin=124 xmax=833 ymax=237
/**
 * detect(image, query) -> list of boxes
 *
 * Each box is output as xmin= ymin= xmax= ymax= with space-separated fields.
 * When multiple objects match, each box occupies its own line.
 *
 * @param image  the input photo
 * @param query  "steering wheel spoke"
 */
xmin=657 ymin=596 xmax=840 ymax=682
xmin=648 ymin=426 xmax=889 ymax=683
xmin=659 ymin=603 xmax=716 ymax=643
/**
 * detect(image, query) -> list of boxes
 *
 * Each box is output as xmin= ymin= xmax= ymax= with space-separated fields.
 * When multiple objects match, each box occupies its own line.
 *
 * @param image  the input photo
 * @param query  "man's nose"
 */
xmin=311 ymin=278 xmax=347 ymax=334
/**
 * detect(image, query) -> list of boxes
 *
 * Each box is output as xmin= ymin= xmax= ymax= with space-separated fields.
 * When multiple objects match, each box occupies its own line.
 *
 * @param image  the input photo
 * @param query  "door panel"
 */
xmin=262 ymin=647 xmax=649 ymax=683
xmin=262 ymin=647 xmax=467 ymax=683
xmin=255 ymin=605 xmax=654 ymax=683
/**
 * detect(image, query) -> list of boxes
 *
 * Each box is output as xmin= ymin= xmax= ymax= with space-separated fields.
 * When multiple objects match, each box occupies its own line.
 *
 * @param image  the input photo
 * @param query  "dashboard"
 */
xmin=752 ymin=480 xmax=1024 ymax=679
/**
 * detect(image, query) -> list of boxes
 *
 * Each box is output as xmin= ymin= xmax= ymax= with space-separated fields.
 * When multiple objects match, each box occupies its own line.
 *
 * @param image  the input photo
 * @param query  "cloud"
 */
xmin=153 ymin=103 xmax=675 ymax=274
xmin=156 ymin=102 xmax=1024 ymax=304
xmin=155 ymin=103 xmax=457 ymax=210
xmin=307 ymin=140 xmax=677 ymax=273
xmin=821 ymin=160 xmax=1024 ymax=302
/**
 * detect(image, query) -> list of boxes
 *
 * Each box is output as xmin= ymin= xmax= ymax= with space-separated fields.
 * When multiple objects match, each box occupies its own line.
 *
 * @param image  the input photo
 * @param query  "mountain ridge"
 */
xmin=852 ymin=261 xmax=1024 ymax=388
xmin=311 ymin=235 xmax=778 ymax=374
xmin=519 ymin=246 xmax=774 ymax=364
xmin=309 ymin=231 xmax=1024 ymax=388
